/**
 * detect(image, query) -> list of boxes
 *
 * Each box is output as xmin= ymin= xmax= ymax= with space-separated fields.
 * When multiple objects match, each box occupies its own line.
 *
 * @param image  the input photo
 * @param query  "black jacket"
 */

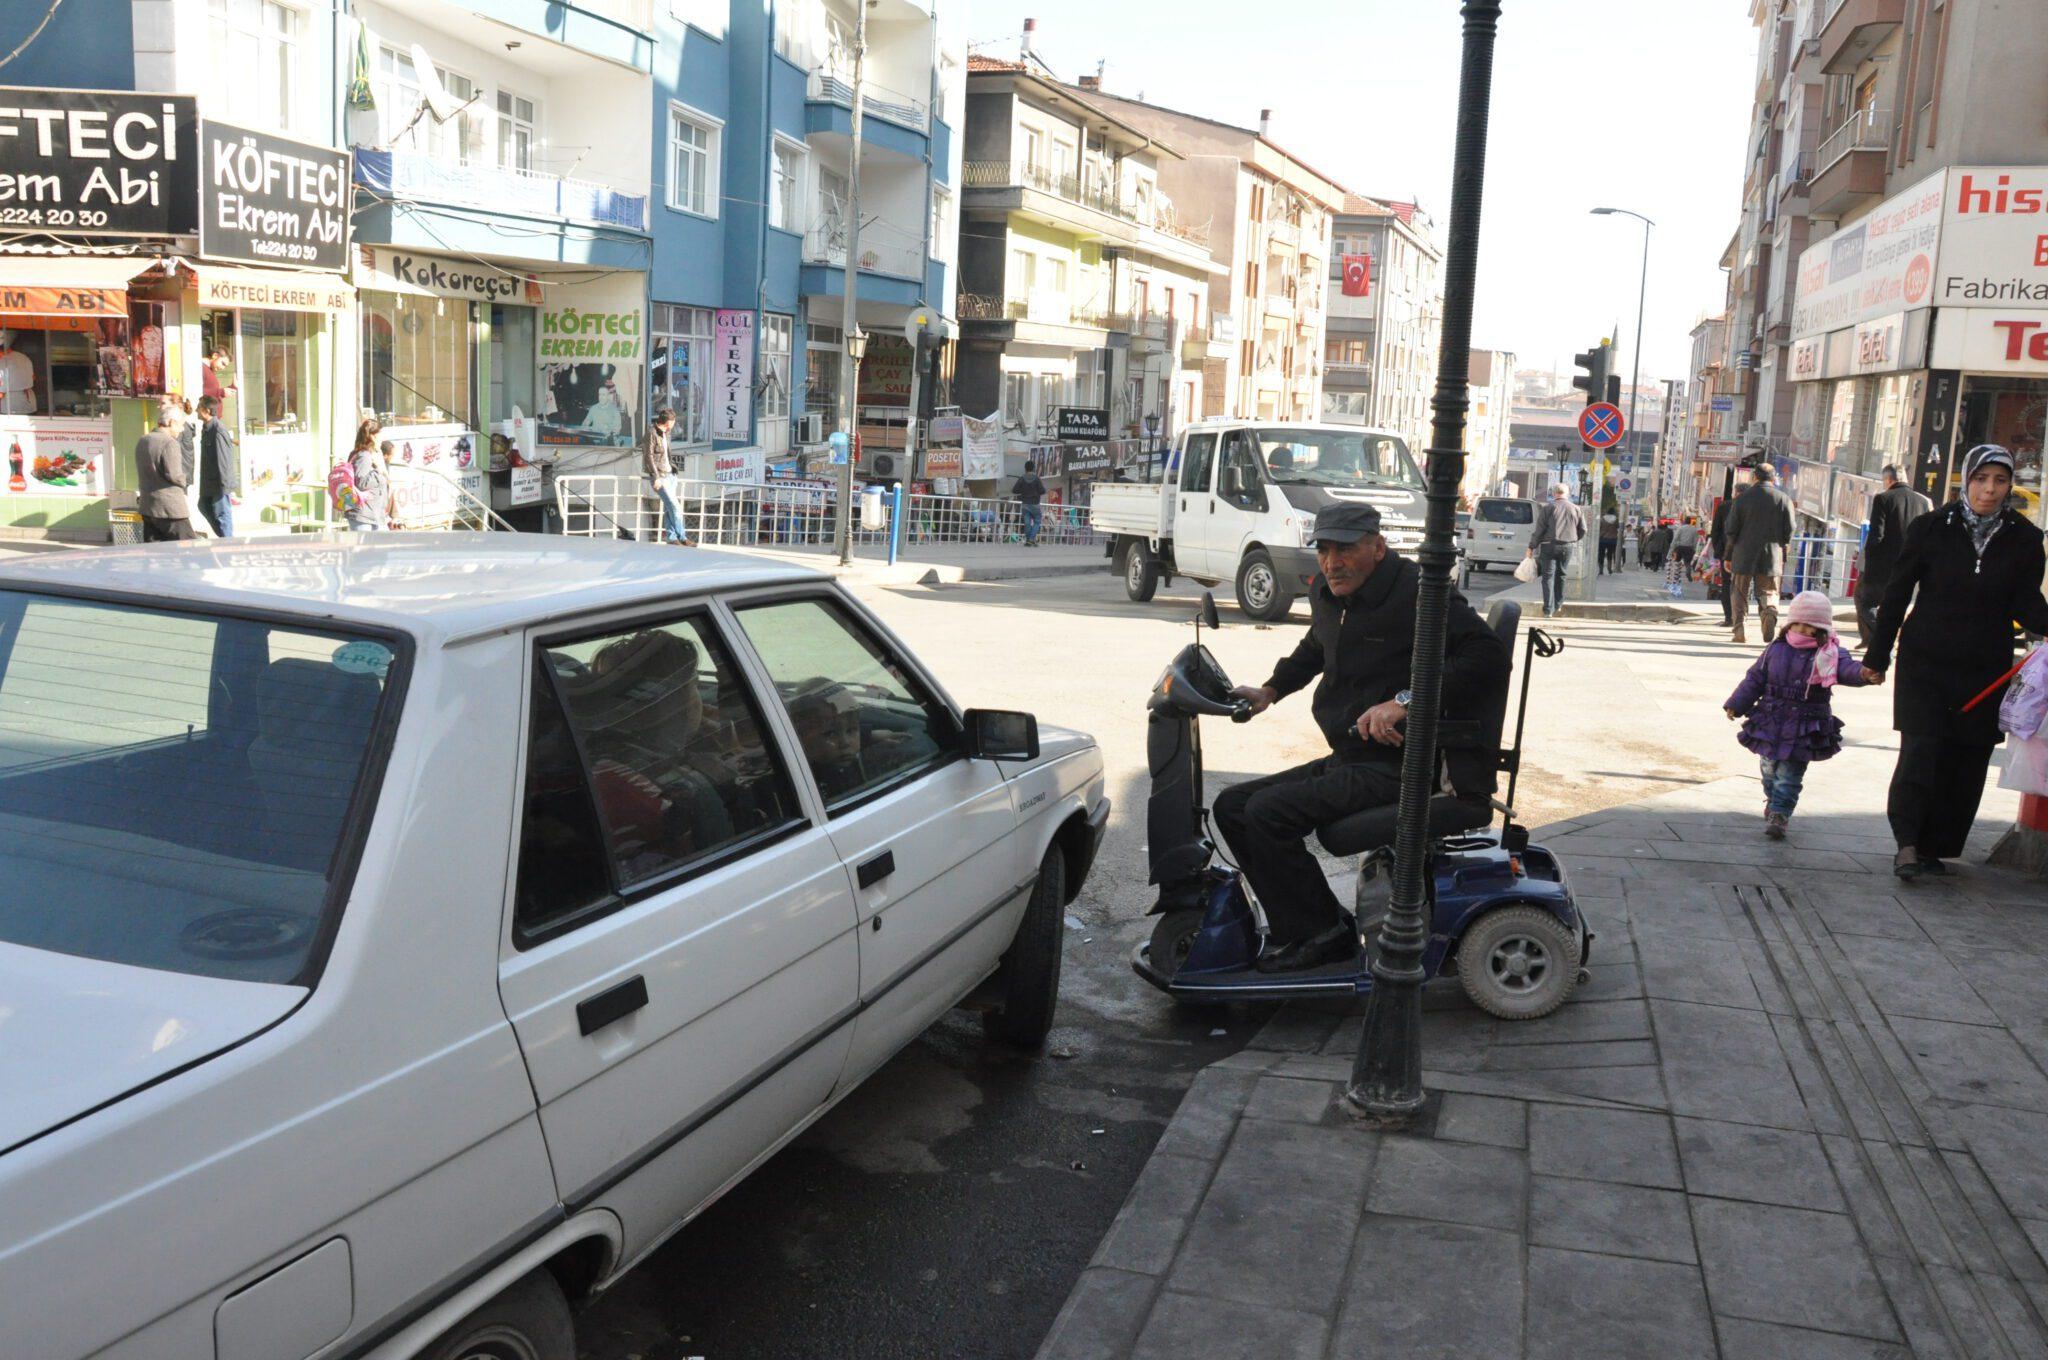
xmin=1864 ymin=503 xmax=2048 ymax=745
xmin=1722 ymin=481 xmax=1796 ymax=575
xmin=1263 ymin=555 xmax=1512 ymax=795
xmin=198 ymin=417 xmax=239 ymax=497
xmin=1861 ymin=482 xmax=1934 ymax=592
xmin=1709 ymin=499 xmax=1730 ymax=559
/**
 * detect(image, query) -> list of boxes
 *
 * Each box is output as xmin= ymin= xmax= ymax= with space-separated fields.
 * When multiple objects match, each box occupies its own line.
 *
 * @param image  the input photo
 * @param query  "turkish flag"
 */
xmin=1341 ymin=254 xmax=1372 ymax=298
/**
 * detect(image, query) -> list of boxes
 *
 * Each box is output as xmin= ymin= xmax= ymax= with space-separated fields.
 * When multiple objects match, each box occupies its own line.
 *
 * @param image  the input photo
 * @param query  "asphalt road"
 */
xmin=574 ymin=566 xmax=1514 ymax=1360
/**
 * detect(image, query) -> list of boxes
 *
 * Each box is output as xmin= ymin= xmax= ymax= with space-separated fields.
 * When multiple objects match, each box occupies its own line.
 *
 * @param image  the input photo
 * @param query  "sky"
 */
xmin=962 ymin=0 xmax=1758 ymax=389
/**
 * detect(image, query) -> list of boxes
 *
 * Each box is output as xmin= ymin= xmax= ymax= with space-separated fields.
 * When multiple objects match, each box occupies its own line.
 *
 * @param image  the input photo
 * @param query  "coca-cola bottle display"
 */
xmin=7 ymin=441 xmax=24 ymax=493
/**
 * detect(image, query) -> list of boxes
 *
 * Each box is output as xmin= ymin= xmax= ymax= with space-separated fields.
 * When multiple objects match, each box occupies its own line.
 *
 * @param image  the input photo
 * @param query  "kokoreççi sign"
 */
xmin=198 ymin=121 xmax=350 ymax=271
xmin=1055 ymin=406 xmax=1110 ymax=441
xmin=0 ymin=87 xmax=198 ymax=235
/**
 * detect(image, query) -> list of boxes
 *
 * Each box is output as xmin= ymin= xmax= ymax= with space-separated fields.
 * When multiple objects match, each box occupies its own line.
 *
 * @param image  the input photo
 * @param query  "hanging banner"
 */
xmin=0 ymin=88 xmax=198 ymax=236
xmin=540 ymin=275 xmax=643 ymax=450
xmin=384 ymin=424 xmax=482 ymax=527
xmin=712 ymin=309 xmax=754 ymax=441
xmin=963 ymin=411 xmax=1002 ymax=480
xmin=197 ymin=120 xmax=350 ymax=270
xmin=857 ymin=334 xmax=914 ymax=406
xmin=0 ymin=418 xmax=110 ymax=497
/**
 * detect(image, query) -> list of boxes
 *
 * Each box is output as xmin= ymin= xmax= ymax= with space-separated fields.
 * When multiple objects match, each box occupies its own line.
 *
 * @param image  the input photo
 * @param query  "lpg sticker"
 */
xmin=331 ymin=640 xmax=394 ymax=678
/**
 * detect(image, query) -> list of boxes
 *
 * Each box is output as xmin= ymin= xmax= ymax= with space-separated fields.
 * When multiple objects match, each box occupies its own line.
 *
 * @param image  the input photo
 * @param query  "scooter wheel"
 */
xmin=1148 ymin=908 xmax=1207 ymax=978
xmin=1454 ymin=906 xmax=1582 ymax=1021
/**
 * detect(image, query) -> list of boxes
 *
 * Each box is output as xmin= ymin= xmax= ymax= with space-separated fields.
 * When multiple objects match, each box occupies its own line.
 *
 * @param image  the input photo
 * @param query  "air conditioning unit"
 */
xmin=798 ymin=412 xmax=825 ymax=444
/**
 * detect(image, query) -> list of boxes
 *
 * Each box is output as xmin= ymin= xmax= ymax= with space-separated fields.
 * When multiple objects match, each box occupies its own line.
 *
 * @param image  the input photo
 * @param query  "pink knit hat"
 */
xmin=1786 ymin=590 xmax=1833 ymax=631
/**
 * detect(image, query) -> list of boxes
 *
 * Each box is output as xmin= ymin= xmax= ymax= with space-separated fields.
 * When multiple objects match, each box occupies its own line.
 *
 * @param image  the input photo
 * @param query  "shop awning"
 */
xmin=0 ymin=255 xmax=146 ymax=319
xmin=175 ymin=262 xmax=352 ymax=314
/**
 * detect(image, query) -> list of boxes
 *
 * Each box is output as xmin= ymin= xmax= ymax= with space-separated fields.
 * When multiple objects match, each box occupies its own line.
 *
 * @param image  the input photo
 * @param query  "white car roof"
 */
xmin=0 ymin=534 xmax=828 ymax=644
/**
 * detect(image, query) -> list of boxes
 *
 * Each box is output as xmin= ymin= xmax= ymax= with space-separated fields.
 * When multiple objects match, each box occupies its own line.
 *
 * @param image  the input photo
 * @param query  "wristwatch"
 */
xmin=1394 ymin=689 xmax=1413 ymax=708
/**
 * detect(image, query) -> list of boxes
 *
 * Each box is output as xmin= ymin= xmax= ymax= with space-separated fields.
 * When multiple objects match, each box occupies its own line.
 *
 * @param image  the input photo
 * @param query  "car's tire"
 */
xmin=1121 ymin=538 xmax=1160 ymax=602
xmin=1235 ymin=548 xmax=1292 ymax=622
xmin=983 ymin=846 xmax=1066 ymax=1047
xmin=1454 ymin=906 xmax=1582 ymax=1021
xmin=418 ymin=1270 xmax=574 ymax=1360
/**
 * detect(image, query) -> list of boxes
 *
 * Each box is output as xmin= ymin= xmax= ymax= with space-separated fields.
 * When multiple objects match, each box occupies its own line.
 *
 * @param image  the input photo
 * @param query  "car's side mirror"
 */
xmin=1220 ymin=466 xmax=1243 ymax=497
xmin=963 ymin=709 xmax=1039 ymax=761
xmin=1200 ymin=592 xmax=1221 ymax=630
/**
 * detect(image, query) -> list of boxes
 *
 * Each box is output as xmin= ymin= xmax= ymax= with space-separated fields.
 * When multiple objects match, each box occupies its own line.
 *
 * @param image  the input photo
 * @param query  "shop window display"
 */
xmin=650 ymin=304 xmax=712 ymax=447
xmin=0 ymin=318 xmax=135 ymax=419
xmin=360 ymin=292 xmax=476 ymax=428
xmin=1958 ymin=378 xmax=2048 ymax=528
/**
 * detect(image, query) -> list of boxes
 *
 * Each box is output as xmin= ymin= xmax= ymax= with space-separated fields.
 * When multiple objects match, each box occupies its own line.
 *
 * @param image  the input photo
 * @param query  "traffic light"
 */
xmin=1572 ymin=341 xmax=1613 ymax=406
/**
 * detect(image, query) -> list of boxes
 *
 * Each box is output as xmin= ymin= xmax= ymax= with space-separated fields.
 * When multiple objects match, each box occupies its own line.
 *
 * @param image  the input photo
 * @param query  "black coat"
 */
xmin=1864 ymin=503 xmax=2048 ymax=745
xmin=198 ymin=417 xmax=239 ymax=497
xmin=1722 ymin=482 xmax=1796 ymax=575
xmin=1860 ymin=482 xmax=1934 ymax=593
xmin=1263 ymin=555 xmax=1512 ymax=795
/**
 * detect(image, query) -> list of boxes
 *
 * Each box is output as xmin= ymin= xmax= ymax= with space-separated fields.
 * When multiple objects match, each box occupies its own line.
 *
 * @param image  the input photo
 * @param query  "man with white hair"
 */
xmin=1526 ymin=480 xmax=1586 ymax=617
xmin=135 ymin=398 xmax=193 ymax=542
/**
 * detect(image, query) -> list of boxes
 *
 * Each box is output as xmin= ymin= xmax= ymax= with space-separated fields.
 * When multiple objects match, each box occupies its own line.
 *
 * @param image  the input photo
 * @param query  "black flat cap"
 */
xmin=1312 ymin=502 xmax=1382 ymax=544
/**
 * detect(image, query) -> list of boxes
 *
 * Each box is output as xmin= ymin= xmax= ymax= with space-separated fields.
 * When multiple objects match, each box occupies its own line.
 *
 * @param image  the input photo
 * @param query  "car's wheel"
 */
xmin=1121 ymin=538 xmax=1160 ymax=602
xmin=983 ymin=846 xmax=1066 ymax=1047
xmin=419 ymin=1270 xmax=574 ymax=1360
xmin=1235 ymin=548 xmax=1292 ymax=622
xmin=1454 ymin=906 xmax=1582 ymax=1021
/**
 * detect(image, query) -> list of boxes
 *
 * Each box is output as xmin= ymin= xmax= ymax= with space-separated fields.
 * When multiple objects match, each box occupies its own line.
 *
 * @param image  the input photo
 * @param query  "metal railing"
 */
xmin=351 ymin=147 xmax=648 ymax=231
xmin=1817 ymin=105 xmax=1891 ymax=173
xmin=803 ymin=217 xmax=923 ymax=279
xmin=959 ymin=160 xmax=1212 ymax=248
xmin=1786 ymin=533 xmax=1862 ymax=600
xmin=807 ymin=67 xmax=929 ymax=132
xmin=286 ymin=464 xmax=516 ymax=534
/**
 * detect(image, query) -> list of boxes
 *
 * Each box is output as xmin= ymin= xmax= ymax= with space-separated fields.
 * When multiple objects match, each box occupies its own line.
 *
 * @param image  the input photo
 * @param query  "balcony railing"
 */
xmin=1817 ymin=104 xmax=1890 ymax=172
xmin=955 ymin=292 xmax=1111 ymax=330
xmin=807 ymin=67 xmax=930 ymax=132
xmin=960 ymin=160 xmax=1212 ymax=249
xmin=352 ymin=147 xmax=647 ymax=231
xmin=803 ymin=216 xmax=923 ymax=279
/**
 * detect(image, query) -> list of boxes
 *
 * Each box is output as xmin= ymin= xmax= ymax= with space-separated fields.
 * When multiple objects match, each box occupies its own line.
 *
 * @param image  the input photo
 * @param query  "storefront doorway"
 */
xmin=1958 ymin=375 xmax=2048 ymax=529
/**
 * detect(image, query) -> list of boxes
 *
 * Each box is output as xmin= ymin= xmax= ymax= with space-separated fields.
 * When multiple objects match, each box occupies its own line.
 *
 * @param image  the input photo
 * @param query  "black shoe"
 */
xmin=1894 ymin=847 xmax=1923 ymax=881
xmin=1255 ymin=920 xmax=1357 ymax=974
xmin=1919 ymin=856 xmax=1948 ymax=876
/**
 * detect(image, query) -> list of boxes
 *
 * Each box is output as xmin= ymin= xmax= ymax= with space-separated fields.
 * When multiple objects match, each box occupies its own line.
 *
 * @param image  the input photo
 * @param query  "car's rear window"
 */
xmin=1477 ymin=499 xmax=1535 ymax=524
xmin=0 ymin=591 xmax=401 ymax=984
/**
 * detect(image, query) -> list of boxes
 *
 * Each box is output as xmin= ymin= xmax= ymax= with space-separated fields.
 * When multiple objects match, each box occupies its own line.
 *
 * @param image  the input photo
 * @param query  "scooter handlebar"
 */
xmin=1230 ymin=701 xmax=1253 ymax=724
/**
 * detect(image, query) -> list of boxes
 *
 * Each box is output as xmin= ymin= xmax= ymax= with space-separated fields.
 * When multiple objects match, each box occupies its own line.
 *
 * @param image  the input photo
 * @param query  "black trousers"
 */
xmin=142 ymin=514 xmax=194 ymax=542
xmin=1212 ymin=755 xmax=1401 ymax=945
xmin=1598 ymin=541 xmax=1617 ymax=572
xmin=1888 ymin=732 xmax=1997 ymax=861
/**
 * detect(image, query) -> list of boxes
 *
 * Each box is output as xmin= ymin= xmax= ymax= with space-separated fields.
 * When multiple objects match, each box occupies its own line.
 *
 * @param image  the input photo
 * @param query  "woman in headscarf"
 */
xmin=1864 ymin=445 xmax=2048 ymax=879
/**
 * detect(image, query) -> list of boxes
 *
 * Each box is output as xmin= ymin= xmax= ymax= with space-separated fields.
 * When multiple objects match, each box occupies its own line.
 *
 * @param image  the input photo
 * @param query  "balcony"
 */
xmin=351 ymin=147 xmax=646 ymax=231
xmin=1180 ymin=324 xmax=1230 ymax=364
xmin=1818 ymin=0 xmax=1904 ymax=74
xmin=956 ymin=291 xmax=1110 ymax=336
xmin=807 ymin=66 xmax=929 ymax=133
xmin=1776 ymin=153 xmax=1812 ymax=203
xmin=960 ymin=161 xmax=1212 ymax=250
xmin=1810 ymin=106 xmax=1891 ymax=215
xmin=802 ymin=216 xmax=923 ymax=279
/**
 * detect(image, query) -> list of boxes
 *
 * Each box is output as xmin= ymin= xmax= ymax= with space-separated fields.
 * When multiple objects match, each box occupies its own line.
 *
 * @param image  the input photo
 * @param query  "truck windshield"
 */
xmin=1256 ymin=430 xmax=1423 ymax=490
xmin=0 ymin=591 xmax=402 ymax=985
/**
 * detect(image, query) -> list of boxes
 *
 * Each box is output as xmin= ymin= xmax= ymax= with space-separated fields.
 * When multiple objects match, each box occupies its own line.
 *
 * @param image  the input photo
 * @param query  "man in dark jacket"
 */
xmin=1216 ymin=503 xmax=1512 ymax=971
xmin=135 ymin=399 xmax=193 ymax=542
xmin=1709 ymin=496 xmax=1734 ymax=624
xmin=195 ymin=395 xmax=239 ymax=538
xmin=1721 ymin=462 xmax=1796 ymax=644
xmin=1854 ymin=464 xmax=1933 ymax=641
xmin=1012 ymin=461 xmax=1046 ymax=546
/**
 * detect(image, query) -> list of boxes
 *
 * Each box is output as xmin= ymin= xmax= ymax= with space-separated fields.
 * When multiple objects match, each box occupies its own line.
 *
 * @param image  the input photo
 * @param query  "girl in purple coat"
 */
xmin=1724 ymin=590 xmax=1883 ymax=839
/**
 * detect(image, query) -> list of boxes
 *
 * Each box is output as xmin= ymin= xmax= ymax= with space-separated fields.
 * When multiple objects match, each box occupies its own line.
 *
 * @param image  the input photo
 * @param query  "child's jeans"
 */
xmin=1758 ymin=756 xmax=1808 ymax=817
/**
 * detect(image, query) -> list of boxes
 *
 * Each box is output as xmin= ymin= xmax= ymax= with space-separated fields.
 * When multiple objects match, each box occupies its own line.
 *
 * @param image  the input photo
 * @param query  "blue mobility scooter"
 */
xmin=1131 ymin=593 xmax=1591 ymax=1019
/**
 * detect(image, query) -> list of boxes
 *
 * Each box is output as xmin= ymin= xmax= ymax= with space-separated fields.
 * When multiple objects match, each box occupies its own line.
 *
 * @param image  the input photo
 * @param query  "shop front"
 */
xmin=1930 ymin=312 xmax=2048 ymax=530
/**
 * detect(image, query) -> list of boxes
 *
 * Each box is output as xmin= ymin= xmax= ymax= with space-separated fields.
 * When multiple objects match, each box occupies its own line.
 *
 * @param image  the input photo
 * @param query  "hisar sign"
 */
xmin=198 ymin=121 xmax=350 ymax=271
xmin=0 ymin=87 xmax=198 ymax=235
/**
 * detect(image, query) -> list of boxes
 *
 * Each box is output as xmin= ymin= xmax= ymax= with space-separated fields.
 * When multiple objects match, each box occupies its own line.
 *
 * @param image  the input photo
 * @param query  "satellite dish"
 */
xmin=411 ymin=43 xmax=469 ymax=123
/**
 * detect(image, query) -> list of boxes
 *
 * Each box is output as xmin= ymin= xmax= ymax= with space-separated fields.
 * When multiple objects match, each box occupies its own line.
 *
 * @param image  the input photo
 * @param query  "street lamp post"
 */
xmin=835 ymin=0 xmax=872 ymax=566
xmin=1343 ymin=0 xmax=1504 ymax=1125
xmin=1591 ymin=206 xmax=1653 ymax=525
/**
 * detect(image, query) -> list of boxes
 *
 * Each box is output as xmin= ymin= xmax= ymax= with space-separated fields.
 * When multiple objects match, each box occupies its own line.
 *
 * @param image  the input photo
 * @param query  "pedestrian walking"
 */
xmin=1722 ymin=462 xmax=1796 ymax=644
xmin=1709 ymin=496 xmax=1735 ymax=626
xmin=194 ymin=395 xmax=238 ymax=538
xmin=1012 ymin=461 xmax=1046 ymax=546
xmin=1854 ymin=463 xmax=1934 ymax=641
xmin=1526 ymin=482 xmax=1586 ymax=617
xmin=1598 ymin=508 xmax=1620 ymax=574
xmin=135 ymin=398 xmax=194 ymax=543
xmin=1644 ymin=520 xmax=1673 ymax=571
xmin=1725 ymin=590 xmax=1881 ymax=839
xmin=1864 ymin=445 xmax=2048 ymax=879
xmin=644 ymin=408 xmax=689 ymax=545
xmin=347 ymin=424 xmax=395 ymax=531
xmin=1672 ymin=515 xmax=1701 ymax=574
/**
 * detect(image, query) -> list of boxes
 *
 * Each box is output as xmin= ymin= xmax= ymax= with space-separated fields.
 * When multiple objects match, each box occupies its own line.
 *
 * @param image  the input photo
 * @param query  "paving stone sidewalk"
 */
xmin=1037 ymin=776 xmax=2048 ymax=1360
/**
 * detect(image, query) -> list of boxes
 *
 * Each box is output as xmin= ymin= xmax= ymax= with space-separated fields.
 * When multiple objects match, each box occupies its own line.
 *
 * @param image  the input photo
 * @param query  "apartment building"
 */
xmin=1717 ymin=0 xmax=2048 ymax=537
xmin=951 ymin=58 xmax=1220 ymax=494
xmin=1466 ymin=348 xmax=1516 ymax=501
xmin=1059 ymin=96 xmax=1344 ymax=425
xmin=1323 ymin=196 xmax=1445 ymax=458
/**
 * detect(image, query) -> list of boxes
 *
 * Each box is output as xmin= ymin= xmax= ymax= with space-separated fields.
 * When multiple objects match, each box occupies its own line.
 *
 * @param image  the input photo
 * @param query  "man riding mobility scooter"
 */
xmin=1131 ymin=504 xmax=1590 ymax=1019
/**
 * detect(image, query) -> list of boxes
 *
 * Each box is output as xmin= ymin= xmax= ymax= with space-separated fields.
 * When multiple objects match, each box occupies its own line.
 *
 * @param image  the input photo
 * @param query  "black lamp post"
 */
xmin=1344 ymin=0 xmax=1504 ymax=1125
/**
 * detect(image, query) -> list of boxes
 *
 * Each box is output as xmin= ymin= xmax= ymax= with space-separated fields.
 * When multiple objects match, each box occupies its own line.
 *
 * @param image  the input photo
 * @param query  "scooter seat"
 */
xmin=1316 ymin=794 xmax=1494 ymax=858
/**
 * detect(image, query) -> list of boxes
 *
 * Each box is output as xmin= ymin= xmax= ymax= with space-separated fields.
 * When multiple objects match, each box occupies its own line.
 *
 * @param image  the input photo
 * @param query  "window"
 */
xmin=1052 ymin=137 xmax=1075 ymax=178
xmin=651 ymin=303 xmax=715 ymax=446
xmin=1049 ymin=258 xmax=1069 ymax=295
xmin=1181 ymin=432 xmax=1218 ymax=492
xmin=497 ymin=91 xmax=539 ymax=172
xmin=735 ymin=599 xmax=957 ymax=811
xmin=930 ymin=186 xmax=953 ymax=263
xmin=374 ymin=45 xmax=479 ymax=163
xmin=771 ymin=137 xmax=806 ymax=232
xmin=360 ymin=292 xmax=474 ymax=427
xmin=759 ymin=313 xmax=793 ymax=455
xmin=0 ymin=592 xmax=400 ymax=984
xmin=1021 ymin=126 xmax=1045 ymax=174
xmin=239 ymin=310 xmax=315 ymax=435
xmin=1011 ymin=249 xmax=1036 ymax=297
xmin=668 ymin=103 xmax=722 ymax=217
xmin=210 ymin=0 xmax=301 ymax=133
xmin=1257 ymin=428 xmax=1423 ymax=489
xmin=523 ymin=616 xmax=802 ymax=921
xmin=1003 ymin=370 xmax=1031 ymax=431
xmin=806 ymin=321 xmax=842 ymax=427
xmin=1219 ymin=431 xmax=1263 ymax=509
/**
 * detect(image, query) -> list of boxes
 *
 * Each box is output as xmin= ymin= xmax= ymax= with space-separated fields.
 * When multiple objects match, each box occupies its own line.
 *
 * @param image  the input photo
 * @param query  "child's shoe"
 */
xmin=1765 ymin=812 xmax=1788 ymax=841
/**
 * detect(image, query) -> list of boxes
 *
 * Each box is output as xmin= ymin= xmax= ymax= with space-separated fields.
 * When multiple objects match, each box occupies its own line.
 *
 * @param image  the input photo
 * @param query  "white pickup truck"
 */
xmin=1090 ymin=420 xmax=1428 ymax=620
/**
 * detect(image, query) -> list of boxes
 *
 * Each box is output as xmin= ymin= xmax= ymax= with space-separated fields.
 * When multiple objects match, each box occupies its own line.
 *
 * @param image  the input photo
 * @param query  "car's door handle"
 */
xmin=857 ymin=850 xmax=896 ymax=889
xmin=576 ymin=975 xmax=648 ymax=1036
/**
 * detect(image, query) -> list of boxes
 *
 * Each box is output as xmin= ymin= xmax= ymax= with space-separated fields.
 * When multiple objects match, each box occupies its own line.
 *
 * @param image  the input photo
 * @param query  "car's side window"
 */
xmin=514 ymin=613 xmax=804 ymax=938
xmin=734 ymin=597 xmax=957 ymax=813
xmin=1181 ymin=433 xmax=1217 ymax=493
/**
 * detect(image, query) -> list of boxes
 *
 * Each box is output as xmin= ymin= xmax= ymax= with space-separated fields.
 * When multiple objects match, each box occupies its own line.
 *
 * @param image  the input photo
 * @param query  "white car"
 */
xmin=1461 ymin=495 xmax=1538 ymax=573
xmin=0 ymin=536 xmax=1107 ymax=1360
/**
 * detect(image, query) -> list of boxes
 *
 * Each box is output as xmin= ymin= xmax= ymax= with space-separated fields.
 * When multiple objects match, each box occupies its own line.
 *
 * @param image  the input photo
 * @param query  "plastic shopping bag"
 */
xmin=1512 ymin=555 xmax=1537 ymax=584
xmin=2000 ymin=735 xmax=2048 ymax=797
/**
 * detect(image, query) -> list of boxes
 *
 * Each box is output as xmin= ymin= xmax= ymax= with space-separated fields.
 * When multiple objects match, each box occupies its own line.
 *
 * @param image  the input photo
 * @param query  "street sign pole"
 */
xmin=1572 ymin=402 xmax=1625 ymax=601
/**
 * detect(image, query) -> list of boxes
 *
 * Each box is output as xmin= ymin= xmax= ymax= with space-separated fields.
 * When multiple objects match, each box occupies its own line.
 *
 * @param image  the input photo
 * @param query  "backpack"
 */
xmin=328 ymin=460 xmax=362 ymax=518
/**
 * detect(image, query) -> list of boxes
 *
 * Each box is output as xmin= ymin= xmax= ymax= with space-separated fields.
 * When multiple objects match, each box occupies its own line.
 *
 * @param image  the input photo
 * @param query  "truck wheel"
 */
xmin=420 ymin=1270 xmax=574 ymax=1360
xmin=1454 ymin=906 xmax=1582 ymax=1021
xmin=1235 ymin=549 xmax=1292 ymax=622
xmin=983 ymin=847 xmax=1066 ymax=1047
xmin=1121 ymin=539 xmax=1160 ymax=602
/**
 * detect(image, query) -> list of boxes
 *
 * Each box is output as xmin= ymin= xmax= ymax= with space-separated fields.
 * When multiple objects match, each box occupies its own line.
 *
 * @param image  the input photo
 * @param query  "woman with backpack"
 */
xmin=335 ymin=418 xmax=393 ymax=531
